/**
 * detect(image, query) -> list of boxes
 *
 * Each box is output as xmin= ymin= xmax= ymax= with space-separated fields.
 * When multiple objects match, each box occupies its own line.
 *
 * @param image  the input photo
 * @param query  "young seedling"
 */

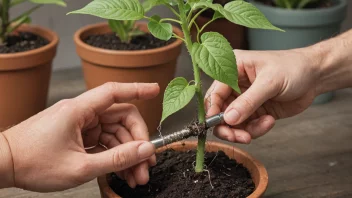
xmin=271 ymin=0 xmax=321 ymax=9
xmin=0 ymin=0 xmax=66 ymax=44
xmin=68 ymin=0 xmax=282 ymax=173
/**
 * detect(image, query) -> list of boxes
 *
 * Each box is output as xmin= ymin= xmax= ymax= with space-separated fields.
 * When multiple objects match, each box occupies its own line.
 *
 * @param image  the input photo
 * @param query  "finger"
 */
xmin=124 ymin=169 xmax=136 ymax=188
xmin=100 ymin=104 xmax=149 ymax=141
xmin=102 ymin=123 xmax=134 ymax=143
xmin=83 ymin=124 xmax=102 ymax=148
xmin=132 ymin=162 xmax=150 ymax=185
xmin=99 ymin=132 xmax=121 ymax=149
xmin=74 ymin=83 xmax=160 ymax=128
xmin=102 ymin=122 xmax=151 ymax=184
xmin=148 ymin=155 xmax=157 ymax=167
xmin=245 ymin=115 xmax=275 ymax=139
xmin=86 ymin=144 xmax=105 ymax=154
xmin=83 ymin=115 xmax=99 ymax=131
xmin=213 ymin=125 xmax=251 ymax=144
xmin=204 ymin=81 xmax=233 ymax=117
xmin=87 ymin=141 xmax=155 ymax=177
xmin=224 ymin=76 xmax=278 ymax=126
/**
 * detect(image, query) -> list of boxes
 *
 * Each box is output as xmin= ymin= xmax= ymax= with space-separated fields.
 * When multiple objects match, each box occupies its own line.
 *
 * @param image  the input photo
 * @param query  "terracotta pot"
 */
xmin=98 ymin=141 xmax=268 ymax=198
xmin=191 ymin=16 xmax=247 ymax=49
xmin=0 ymin=24 xmax=58 ymax=131
xmin=74 ymin=22 xmax=183 ymax=135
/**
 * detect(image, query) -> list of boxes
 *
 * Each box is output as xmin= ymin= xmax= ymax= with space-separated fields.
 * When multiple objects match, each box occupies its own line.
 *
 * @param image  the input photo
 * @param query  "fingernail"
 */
xmin=225 ymin=109 xmax=240 ymax=124
xmin=138 ymin=142 xmax=155 ymax=160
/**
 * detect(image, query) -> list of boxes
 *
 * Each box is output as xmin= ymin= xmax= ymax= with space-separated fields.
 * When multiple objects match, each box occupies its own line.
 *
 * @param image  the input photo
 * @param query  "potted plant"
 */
xmin=68 ymin=1 xmax=183 ymax=134
xmin=191 ymin=0 xmax=248 ymax=49
xmin=69 ymin=0 xmax=281 ymax=197
xmin=248 ymin=0 xmax=348 ymax=104
xmin=0 ymin=0 xmax=65 ymax=130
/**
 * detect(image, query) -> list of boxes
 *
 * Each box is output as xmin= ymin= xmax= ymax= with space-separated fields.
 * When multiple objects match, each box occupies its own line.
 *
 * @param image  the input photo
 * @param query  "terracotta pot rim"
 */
xmin=74 ymin=22 xmax=184 ymax=56
xmin=97 ymin=140 xmax=268 ymax=198
xmin=0 ymin=24 xmax=59 ymax=59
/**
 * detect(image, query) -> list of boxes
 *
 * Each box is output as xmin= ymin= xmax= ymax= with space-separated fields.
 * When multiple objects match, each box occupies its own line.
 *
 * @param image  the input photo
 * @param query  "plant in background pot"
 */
xmin=191 ymin=0 xmax=248 ymax=49
xmin=0 ymin=0 xmax=66 ymax=130
xmin=248 ymin=0 xmax=347 ymax=104
xmin=70 ymin=0 xmax=281 ymax=197
xmin=68 ymin=0 xmax=183 ymax=135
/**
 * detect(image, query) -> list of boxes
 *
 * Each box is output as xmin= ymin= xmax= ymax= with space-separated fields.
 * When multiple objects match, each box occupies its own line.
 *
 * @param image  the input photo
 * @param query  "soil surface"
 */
xmin=83 ymin=33 xmax=175 ymax=51
xmin=0 ymin=32 xmax=49 ymax=54
xmin=110 ymin=149 xmax=255 ymax=198
xmin=255 ymin=0 xmax=333 ymax=9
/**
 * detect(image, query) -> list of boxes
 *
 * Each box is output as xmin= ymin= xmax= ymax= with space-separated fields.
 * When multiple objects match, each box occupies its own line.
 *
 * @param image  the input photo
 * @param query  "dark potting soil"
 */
xmin=83 ymin=33 xmax=175 ymax=51
xmin=110 ymin=149 xmax=255 ymax=198
xmin=255 ymin=0 xmax=333 ymax=9
xmin=0 ymin=32 xmax=49 ymax=54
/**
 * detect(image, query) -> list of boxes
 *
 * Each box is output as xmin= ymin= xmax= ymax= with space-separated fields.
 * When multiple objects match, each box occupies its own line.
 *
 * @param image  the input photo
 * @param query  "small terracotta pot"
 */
xmin=0 ymin=25 xmax=58 ymax=131
xmin=98 ymin=141 xmax=268 ymax=198
xmin=74 ymin=22 xmax=183 ymax=135
xmin=191 ymin=16 xmax=247 ymax=49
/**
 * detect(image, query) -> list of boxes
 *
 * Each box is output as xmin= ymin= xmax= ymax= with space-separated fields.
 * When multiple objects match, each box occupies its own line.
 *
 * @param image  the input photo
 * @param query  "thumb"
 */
xmin=224 ymin=77 xmax=278 ymax=125
xmin=87 ymin=141 xmax=155 ymax=177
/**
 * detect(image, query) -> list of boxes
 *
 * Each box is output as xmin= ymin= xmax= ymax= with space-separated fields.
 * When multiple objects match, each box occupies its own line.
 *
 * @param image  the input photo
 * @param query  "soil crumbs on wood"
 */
xmin=0 ymin=32 xmax=49 ymax=54
xmin=83 ymin=33 xmax=175 ymax=51
xmin=110 ymin=149 xmax=255 ymax=198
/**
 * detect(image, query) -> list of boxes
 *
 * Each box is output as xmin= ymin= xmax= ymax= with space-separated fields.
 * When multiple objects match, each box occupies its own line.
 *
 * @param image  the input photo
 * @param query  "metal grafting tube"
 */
xmin=151 ymin=129 xmax=192 ymax=149
xmin=205 ymin=112 xmax=224 ymax=128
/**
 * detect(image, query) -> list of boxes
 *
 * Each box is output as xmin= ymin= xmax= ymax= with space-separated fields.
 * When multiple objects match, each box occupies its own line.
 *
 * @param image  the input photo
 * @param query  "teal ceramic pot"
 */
xmin=248 ymin=0 xmax=347 ymax=104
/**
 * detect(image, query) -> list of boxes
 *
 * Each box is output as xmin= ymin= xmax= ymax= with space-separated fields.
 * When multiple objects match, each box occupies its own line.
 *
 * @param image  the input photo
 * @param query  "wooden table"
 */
xmin=1 ymin=63 xmax=351 ymax=198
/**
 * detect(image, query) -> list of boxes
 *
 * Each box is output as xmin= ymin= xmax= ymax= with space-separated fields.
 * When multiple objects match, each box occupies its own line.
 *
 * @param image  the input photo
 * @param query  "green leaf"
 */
xmin=108 ymin=19 xmax=129 ymax=42
xmin=212 ymin=10 xmax=223 ymax=20
xmin=192 ymin=32 xmax=240 ymax=93
xmin=129 ymin=29 xmax=145 ymax=37
xmin=30 ymin=0 xmax=66 ymax=7
xmin=67 ymin=0 xmax=144 ymax=21
xmin=161 ymin=77 xmax=196 ymax=123
xmin=193 ymin=1 xmax=283 ymax=31
xmin=147 ymin=15 xmax=173 ymax=41
xmin=7 ymin=15 xmax=31 ymax=34
xmin=220 ymin=1 xmax=283 ymax=31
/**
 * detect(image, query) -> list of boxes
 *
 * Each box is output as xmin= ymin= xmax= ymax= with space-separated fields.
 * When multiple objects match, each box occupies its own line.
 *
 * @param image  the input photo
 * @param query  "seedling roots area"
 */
xmin=110 ymin=149 xmax=255 ymax=198
xmin=0 ymin=32 xmax=48 ymax=54
xmin=83 ymin=33 xmax=175 ymax=51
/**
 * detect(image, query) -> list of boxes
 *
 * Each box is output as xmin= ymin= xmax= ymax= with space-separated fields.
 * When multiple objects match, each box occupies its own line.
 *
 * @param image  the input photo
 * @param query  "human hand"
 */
xmin=205 ymin=49 xmax=320 ymax=143
xmin=1 ymin=82 xmax=160 ymax=192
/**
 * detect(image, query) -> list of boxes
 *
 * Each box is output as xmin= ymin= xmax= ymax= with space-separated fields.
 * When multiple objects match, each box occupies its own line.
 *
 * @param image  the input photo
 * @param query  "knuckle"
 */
xmin=133 ymin=82 xmax=141 ymax=100
xmin=239 ymin=95 xmax=256 ymax=113
xmin=113 ymin=150 xmax=132 ymax=171
xmin=104 ymin=82 xmax=119 ymax=93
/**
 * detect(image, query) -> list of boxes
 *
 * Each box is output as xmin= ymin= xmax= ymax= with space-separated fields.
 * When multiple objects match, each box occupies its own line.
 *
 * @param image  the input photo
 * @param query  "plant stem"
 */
xmin=188 ymin=7 xmax=207 ymax=30
xmin=178 ymin=0 xmax=206 ymax=173
xmin=160 ymin=18 xmax=182 ymax=24
xmin=166 ymin=4 xmax=180 ymax=18
xmin=0 ymin=0 xmax=10 ymax=44
xmin=197 ymin=18 xmax=216 ymax=43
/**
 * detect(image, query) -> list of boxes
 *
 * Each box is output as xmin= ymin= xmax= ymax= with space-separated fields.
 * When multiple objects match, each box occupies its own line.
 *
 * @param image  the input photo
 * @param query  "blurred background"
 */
xmin=12 ymin=0 xmax=352 ymax=71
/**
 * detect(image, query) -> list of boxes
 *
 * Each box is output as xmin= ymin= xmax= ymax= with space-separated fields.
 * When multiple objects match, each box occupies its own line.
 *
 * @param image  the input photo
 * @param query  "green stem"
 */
xmin=172 ymin=33 xmax=185 ymax=42
xmin=0 ymin=0 xmax=9 ymax=44
xmin=178 ymin=0 xmax=206 ymax=173
xmin=160 ymin=18 xmax=182 ymax=24
xmin=166 ymin=4 xmax=180 ymax=18
xmin=188 ymin=7 xmax=207 ymax=30
xmin=197 ymin=18 xmax=216 ymax=43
